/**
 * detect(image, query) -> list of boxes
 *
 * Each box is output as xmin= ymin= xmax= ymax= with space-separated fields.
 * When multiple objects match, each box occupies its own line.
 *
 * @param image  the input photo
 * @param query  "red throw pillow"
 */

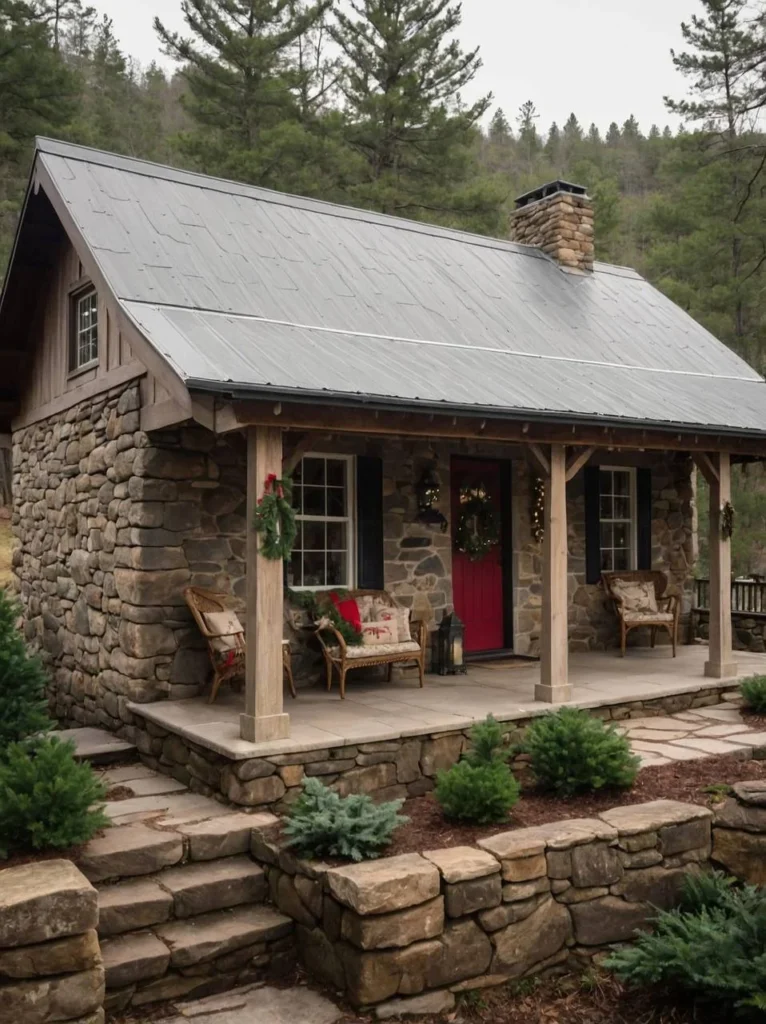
xmin=330 ymin=592 xmax=361 ymax=631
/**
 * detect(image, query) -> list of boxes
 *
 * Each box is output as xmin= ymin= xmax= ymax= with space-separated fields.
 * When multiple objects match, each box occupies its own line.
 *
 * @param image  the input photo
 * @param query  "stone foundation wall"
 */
xmin=130 ymin=685 xmax=736 ymax=813
xmin=0 ymin=860 xmax=104 ymax=1024
xmin=251 ymin=799 xmax=713 ymax=1010
xmin=696 ymin=612 xmax=766 ymax=654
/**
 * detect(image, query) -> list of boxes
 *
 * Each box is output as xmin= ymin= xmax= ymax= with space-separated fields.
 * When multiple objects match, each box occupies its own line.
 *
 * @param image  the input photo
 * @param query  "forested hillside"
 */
xmin=1 ymin=0 xmax=766 ymax=573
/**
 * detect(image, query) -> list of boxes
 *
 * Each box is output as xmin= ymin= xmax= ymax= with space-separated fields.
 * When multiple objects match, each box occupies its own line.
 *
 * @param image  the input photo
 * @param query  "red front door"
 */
xmin=451 ymin=458 xmax=507 ymax=653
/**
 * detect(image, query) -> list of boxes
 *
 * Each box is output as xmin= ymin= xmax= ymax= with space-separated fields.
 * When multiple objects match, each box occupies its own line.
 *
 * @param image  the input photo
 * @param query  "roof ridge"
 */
xmin=35 ymin=137 xmax=638 ymax=278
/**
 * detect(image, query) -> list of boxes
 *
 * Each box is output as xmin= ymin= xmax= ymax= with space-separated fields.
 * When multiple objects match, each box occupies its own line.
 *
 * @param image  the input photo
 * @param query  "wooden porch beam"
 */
xmin=241 ymin=426 xmax=290 ymax=743
xmin=537 ymin=443 xmax=571 ymax=703
xmin=214 ymin=398 xmax=766 ymax=458
xmin=565 ymin=446 xmax=596 ymax=482
xmin=692 ymin=452 xmax=719 ymax=486
xmin=705 ymin=451 xmax=737 ymax=680
xmin=528 ymin=443 xmax=550 ymax=478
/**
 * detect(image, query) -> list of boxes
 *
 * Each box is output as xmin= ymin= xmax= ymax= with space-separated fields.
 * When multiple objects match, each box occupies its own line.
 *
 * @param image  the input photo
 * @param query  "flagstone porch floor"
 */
xmin=129 ymin=644 xmax=766 ymax=762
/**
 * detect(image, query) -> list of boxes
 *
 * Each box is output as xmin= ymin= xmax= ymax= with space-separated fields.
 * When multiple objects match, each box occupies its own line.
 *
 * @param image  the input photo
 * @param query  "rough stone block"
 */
xmin=570 ymin=842 xmax=623 ymax=888
xmin=326 ymin=854 xmax=440 ymax=915
xmin=224 ymin=773 xmax=286 ymax=807
xmin=341 ymin=896 xmax=444 ymax=950
xmin=502 ymin=877 xmax=550 ymax=903
xmin=445 ymin=875 xmax=502 ymax=918
xmin=0 ymin=967 xmax=104 ymax=1024
xmin=611 ymin=866 xmax=690 ymax=909
xmin=181 ymin=812 xmax=276 ymax=861
xmin=660 ymin=818 xmax=711 ymax=857
xmin=156 ymin=905 xmax=292 ymax=968
xmin=375 ymin=989 xmax=455 ymax=1019
xmin=490 ymin=897 xmax=571 ymax=977
xmin=97 ymin=879 xmax=173 ymax=937
xmin=478 ymin=893 xmax=547 ymax=933
xmin=101 ymin=932 xmax=170 ymax=988
xmin=421 ymin=734 xmax=463 ymax=776
xmin=502 ymin=853 xmax=547 ymax=883
xmin=0 ymin=860 xmax=97 ymax=947
xmin=422 ymin=847 xmax=500 ymax=883
xmin=334 ymin=763 xmax=397 ymax=796
xmin=159 ymin=857 xmax=266 ymax=918
xmin=546 ymin=850 xmax=572 ymax=879
xmin=712 ymin=827 xmax=766 ymax=885
xmin=0 ymin=930 xmax=100 ymax=980
xmin=600 ymin=800 xmax=711 ymax=837
xmin=570 ymin=896 xmax=651 ymax=945
xmin=426 ymin=919 xmax=492 ymax=988
xmin=339 ymin=938 xmax=442 ymax=1006
xmin=77 ymin=825 xmax=183 ymax=882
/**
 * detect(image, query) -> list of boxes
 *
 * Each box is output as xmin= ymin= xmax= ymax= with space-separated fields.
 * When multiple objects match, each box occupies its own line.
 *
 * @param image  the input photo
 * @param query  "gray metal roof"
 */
xmin=28 ymin=138 xmax=766 ymax=434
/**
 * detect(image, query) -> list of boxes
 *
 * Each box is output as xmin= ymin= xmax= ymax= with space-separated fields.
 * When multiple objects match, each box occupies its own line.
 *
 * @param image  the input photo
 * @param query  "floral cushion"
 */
xmin=203 ymin=610 xmax=243 ymax=653
xmin=361 ymin=621 xmax=397 ymax=645
xmin=342 ymin=640 xmax=421 ymax=659
xmin=356 ymin=595 xmax=375 ymax=622
xmin=611 ymin=579 xmax=658 ymax=614
xmin=623 ymin=610 xmax=674 ymax=624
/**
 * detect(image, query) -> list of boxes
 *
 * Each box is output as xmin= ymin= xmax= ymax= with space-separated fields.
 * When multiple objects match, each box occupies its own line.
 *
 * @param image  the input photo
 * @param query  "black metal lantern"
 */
xmin=415 ymin=464 xmax=448 ymax=532
xmin=436 ymin=612 xmax=467 ymax=675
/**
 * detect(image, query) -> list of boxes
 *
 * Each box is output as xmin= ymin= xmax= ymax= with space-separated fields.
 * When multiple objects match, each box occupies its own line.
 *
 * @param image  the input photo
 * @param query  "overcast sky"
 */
xmin=104 ymin=0 xmax=699 ymax=133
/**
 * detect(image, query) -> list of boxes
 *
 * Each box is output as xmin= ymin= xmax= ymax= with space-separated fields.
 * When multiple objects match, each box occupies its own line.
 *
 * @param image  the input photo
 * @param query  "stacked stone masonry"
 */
xmin=250 ymin=798 xmax=719 ymax=1011
xmin=12 ymin=379 xmax=695 ymax=726
xmin=131 ymin=686 xmax=734 ymax=811
xmin=509 ymin=192 xmax=595 ymax=272
xmin=0 ymin=860 xmax=104 ymax=1024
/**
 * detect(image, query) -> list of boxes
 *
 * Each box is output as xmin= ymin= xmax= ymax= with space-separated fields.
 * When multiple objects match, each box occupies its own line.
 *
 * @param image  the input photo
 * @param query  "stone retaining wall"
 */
xmin=130 ymin=685 xmax=735 ymax=812
xmin=696 ymin=612 xmax=766 ymax=654
xmin=250 ymin=799 xmax=714 ymax=1011
xmin=0 ymin=860 xmax=104 ymax=1024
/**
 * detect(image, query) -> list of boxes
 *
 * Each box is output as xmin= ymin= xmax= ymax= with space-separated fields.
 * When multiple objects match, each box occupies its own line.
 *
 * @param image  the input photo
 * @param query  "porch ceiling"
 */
xmin=128 ymin=646 xmax=766 ymax=762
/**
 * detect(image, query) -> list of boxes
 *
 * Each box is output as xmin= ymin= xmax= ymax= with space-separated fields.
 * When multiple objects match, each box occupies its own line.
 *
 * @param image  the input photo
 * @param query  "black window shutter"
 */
xmin=356 ymin=456 xmax=384 ymax=589
xmin=636 ymin=468 xmax=652 ymax=570
xmin=584 ymin=465 xmax=601 ymax=585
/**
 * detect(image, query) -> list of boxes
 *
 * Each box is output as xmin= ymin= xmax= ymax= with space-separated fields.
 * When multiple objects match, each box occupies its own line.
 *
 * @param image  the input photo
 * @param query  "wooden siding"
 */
xmin=14 ymin=239 xmax=171 ymax=428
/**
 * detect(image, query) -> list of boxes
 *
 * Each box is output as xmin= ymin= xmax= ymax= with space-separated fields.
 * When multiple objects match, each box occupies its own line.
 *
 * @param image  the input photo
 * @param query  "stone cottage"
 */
xmin=0 ymin=139 xmax=763 ymax=748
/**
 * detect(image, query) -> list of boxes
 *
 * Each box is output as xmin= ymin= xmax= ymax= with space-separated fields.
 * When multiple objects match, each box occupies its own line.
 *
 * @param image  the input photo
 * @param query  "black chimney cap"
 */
xmin=514 ymin=180 xmax=588 ymax=208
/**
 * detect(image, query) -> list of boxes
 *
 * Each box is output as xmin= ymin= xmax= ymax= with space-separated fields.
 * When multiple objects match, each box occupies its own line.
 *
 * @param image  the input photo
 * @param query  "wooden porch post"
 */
xmin=536 ymin=443 xmax=571 ymax=702
xmin=704 ymin=451 xmax=737 ymax=679
xmin=240 ymin=426 xmax=291 ymax=743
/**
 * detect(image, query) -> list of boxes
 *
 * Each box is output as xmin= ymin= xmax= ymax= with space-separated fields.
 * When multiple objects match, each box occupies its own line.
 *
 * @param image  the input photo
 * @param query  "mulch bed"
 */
xmin=385 ymin=753 xmax=766 ymax=856
xmin=104 ymin=784 xmax=135 ymax=801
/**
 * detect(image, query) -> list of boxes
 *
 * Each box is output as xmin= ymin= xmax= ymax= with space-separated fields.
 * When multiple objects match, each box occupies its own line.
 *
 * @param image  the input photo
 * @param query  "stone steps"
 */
xmin=57 ymin=726 xmax=137 ymax=764
xmin=97 ymin=857 xmax=267 ymax=936
xmin=101 ymin=904 xmax=294 ymax=1006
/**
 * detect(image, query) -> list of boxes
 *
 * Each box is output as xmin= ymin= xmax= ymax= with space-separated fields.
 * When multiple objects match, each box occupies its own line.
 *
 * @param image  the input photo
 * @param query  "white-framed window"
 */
xmin=70 ymin=287 xmax=99 ymax=372
xmin=290 ymin=453 xmax=355 ymax=590
xmin=599 ymin=467 xmax=637 ymax=572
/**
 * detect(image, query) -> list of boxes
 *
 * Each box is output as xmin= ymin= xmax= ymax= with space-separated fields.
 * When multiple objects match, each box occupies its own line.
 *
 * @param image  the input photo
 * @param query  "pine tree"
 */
xmin=488 ymin=107 xmax=511 ymax=142
xmin=154 ymin=0 xmax=353 ymax=196
xmin=606 ymin=121 xmax=621 ymax=145
xmin=0 ymin=0 xmax=76 ymax=265
xmin=516 ymin=99 xmax=541 ymax=172
xmin=544 ymin=121 xmax=561 ymax=163
xmin=331 ymin=0 xmax=501 ymax=231
xmin=0 ymin=590 xmax=49 ymax=749
xmin=586 ymin=122 xmax=601 ymax=145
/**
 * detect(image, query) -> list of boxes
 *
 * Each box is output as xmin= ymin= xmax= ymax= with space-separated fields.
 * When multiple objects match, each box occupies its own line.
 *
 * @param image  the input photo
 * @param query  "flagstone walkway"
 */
xmin=617 ymin=693 xmax=766 ymax=767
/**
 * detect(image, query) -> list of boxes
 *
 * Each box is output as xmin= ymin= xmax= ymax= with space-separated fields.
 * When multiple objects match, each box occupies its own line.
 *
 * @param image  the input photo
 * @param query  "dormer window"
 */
xmin=69 ymin=286 xmax=99 ymax=372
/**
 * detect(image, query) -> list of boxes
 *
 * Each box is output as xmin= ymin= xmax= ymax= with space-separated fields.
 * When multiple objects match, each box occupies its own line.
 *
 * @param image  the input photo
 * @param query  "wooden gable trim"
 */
xmin=12 ymin=361 xmax=146 ymax=430
xmin=214 ymin=397 xmax=766 ymax=458
xmin=34 ymin=162 xmax=193 ymax=426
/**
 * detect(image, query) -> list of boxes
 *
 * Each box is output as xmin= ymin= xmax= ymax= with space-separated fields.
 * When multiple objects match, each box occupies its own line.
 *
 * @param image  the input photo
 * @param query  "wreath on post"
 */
xmin=455 ymin=483 xmax=499 ymax=562
xmin=253 ymin=473 xmax=297 ymax=560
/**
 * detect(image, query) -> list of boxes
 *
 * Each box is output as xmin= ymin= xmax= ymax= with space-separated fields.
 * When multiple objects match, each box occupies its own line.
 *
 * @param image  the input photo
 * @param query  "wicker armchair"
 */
xmin=314 ymin=589 xmax=427 ymax=699
xmin=602 ymin=570 xmax=680 ymax=658
xmin=185 ymin=586 xmax=296 ymax=703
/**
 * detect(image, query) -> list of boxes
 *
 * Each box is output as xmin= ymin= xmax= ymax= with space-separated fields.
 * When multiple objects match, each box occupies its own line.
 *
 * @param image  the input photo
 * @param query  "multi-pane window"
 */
xmin=70 ymin=288 xmax=98 ymax=371
xmin=599 ymin=467 xmax=636 ymax=572
xmin=290 ymin=455 xmax=353 ymax=589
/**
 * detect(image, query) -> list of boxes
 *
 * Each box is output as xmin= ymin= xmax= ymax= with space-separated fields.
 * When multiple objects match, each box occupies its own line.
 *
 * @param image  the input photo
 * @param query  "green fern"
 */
xmin=606 ymin=871 xmax=766 ymax=1017
xmin=284 ymin=777 xmax=407 ymax=861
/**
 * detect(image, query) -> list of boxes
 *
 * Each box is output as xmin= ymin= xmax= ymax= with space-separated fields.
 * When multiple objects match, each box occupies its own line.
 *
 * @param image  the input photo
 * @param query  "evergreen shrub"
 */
xmin=0 ymin=589 xmax=49 ymax=748
xmin=435 ymin=715 xmax=520 ymax=824
xmin=740 ymin=675 xmax=766 ymax=714
xmin=606 ymin=871 xmax=766 ymax=1016
xmin=284 ymin=777 xmax=407 ymax=861
xmin=0 ymin=737 xmax=109 ymax=858
xmin=525 ymin=707 xmax=639 ymax=798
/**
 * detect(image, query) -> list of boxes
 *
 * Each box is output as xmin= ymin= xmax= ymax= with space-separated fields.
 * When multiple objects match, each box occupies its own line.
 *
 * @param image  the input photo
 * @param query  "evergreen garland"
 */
xmin=454 ymin=483 xmax=499 ymax=561
xmin=253 ymin=473 xmax=297 ymax=560
xmin=289 ymin=589 xmax=363 ymax=645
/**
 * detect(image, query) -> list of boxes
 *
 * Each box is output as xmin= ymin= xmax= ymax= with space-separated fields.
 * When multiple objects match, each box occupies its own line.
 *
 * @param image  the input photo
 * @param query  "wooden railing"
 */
xmin=694 ymin=577 xmax=766 ymax=616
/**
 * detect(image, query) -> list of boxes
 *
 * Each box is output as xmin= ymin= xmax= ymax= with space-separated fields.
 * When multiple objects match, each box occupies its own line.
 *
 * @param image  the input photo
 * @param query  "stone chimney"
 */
xmin=509 ymin=180 xmax=595 ymax=272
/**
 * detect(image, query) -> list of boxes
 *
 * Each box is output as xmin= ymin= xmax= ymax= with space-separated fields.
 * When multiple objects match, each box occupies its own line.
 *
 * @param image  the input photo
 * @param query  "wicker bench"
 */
xmin=314 ymin=589 xmax=427 ymax=699
xmin=602 ymin=570 xmax=680 ymax=657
